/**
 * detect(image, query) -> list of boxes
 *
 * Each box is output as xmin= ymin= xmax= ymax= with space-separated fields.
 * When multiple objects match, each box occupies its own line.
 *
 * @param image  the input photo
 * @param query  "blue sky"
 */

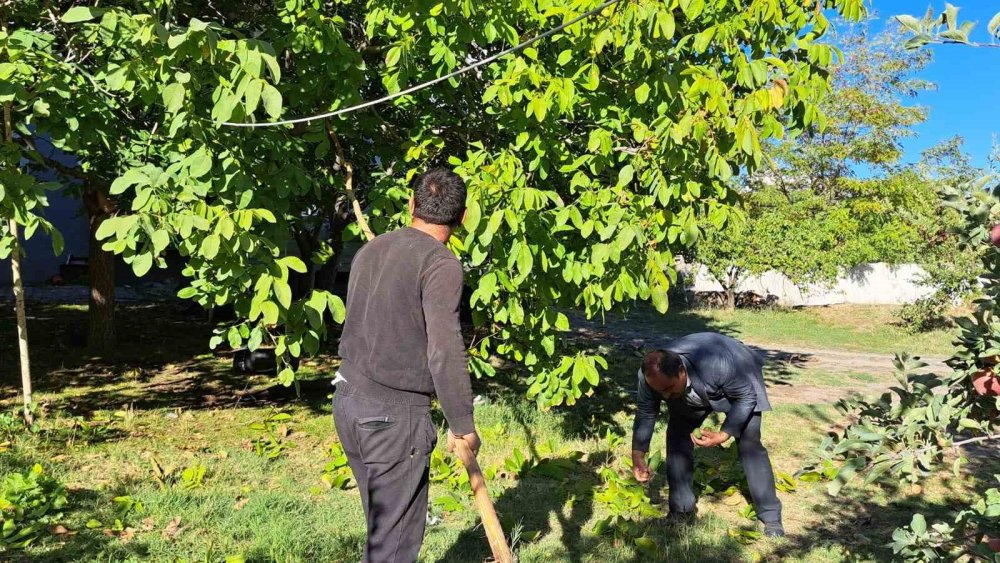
xmin=864 ymin=1 xmax=999 ymax=169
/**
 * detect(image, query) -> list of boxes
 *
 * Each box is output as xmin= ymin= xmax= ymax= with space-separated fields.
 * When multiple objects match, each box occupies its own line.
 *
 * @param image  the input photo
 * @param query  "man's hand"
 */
xmin=691 ymin=429 xmax=731 ymax=448
xmin=447 ymin=430 xmax=481 ymax=456
xmin=631 ymin=450 xmax=653 ymax=483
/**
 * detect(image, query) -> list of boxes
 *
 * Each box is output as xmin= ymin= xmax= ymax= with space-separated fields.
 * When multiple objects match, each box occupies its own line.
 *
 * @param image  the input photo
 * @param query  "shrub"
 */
xmin=0 ymin=464 xmax=68 ymax=550
xmin=898 ymin=293 xmax=953 ymax=333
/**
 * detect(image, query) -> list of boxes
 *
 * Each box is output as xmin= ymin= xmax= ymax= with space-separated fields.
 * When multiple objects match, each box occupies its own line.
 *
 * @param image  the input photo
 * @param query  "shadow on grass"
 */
xmin=436 ymin=451 xmax=602 ymax=563
xmin=0 ymin=302 xmax=345 ymax=418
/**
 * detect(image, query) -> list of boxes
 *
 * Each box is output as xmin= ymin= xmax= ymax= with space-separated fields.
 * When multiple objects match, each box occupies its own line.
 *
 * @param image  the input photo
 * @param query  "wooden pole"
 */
xmin=4 ymin=101 xmax=33 ymax=424
xmin=452 ymin=439 xmax=514 ymax=563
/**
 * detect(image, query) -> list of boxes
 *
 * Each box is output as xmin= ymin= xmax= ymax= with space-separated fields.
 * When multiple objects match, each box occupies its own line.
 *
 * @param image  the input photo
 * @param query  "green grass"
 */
xmin=614 ymin=303 xmax=959 ymax=357
xmin=0 ymin=303 xmax=980 ymax=562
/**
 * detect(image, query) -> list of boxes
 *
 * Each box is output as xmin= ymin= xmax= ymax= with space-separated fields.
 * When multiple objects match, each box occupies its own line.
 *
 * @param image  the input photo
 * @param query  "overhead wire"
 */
xmin=220 ymin=0 xmax=624 ymax=128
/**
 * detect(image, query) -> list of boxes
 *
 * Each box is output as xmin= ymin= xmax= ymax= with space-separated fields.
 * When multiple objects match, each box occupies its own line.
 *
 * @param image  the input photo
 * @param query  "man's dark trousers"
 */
xmin=334 ymin=382 xmax=438 ymax=563
xmin=665 ymin=399 xmax=782 ymax=525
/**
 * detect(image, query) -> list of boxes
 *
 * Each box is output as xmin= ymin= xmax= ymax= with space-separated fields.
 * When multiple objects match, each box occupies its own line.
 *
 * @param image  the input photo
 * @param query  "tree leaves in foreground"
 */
xmin=804 ymin=178 xmax=1000 ymax=561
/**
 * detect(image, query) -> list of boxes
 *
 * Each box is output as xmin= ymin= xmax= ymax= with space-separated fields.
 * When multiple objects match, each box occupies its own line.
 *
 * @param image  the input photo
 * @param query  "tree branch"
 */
xmin=324 ymin=121 xmax=375 ymax=242
xmin=19 ymin=134 xmax=97 ymax=184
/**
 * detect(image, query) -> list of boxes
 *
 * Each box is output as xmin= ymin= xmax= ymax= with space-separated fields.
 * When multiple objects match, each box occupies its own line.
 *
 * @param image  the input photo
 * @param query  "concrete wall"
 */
xmin=687 ymin=262 xmax=935 ymax=306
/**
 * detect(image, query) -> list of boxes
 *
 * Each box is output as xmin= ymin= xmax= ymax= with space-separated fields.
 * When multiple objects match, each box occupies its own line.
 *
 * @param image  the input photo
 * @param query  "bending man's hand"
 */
xmin=447 ymin=430 xmax=481 ymax=456
xmin=631 ymin=450 xmax=653 ymax=483
xmin=691 ymin=429 xmax=731 ymax=448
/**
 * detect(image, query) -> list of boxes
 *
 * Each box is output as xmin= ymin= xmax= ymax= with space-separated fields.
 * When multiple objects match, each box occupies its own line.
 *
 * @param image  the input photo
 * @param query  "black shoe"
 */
xmin=764 ymin=523 xmax=785 ymax=538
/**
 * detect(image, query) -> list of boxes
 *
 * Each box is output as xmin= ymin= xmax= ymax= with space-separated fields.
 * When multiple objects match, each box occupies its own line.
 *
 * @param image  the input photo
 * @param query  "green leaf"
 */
xmin=277 ymin=368 xmax=295 ymax=386
xmin=910 ymin=513 xmax=927 ymax=535
xmin=132 ymin=253 xmax=153 ymax=277
xmin=32 ymin=99 xmax=50 ymax=117
xmin=634 ymin=83 xmax=650 ymax=105
xmin=555 ymin=312 xmax=570 ymax=331
xmin=634 ymin=537 xmax=659 ymax=557
xmin=943 ymin=3 xmax=958 ymax=30
xmin=894 ymin=15 xmax=924 ymax=35
xmin=557 ymin=49 xmax=573 ymax=66
xmin=248 ymin=327 xmax=264 ymax=351
xmin=62 ymin=6 xmax=107 ymax=23
xmin=245 ymin=79 xmax=263 ymax=115
xmin=938 ymin=29 xmax=968 ymax=43
xmin=617 ymin=165 xmax=635 ymax=187
xmin=327 ymin=294 xmax=346 ymax=324
xmin=161 ymin=82 xmax=185 ymax=113
xmin=903 ymin=35 xmax=932 ymax=50
xmin=110 ymin=168 xmax=150 ymax=195
xmin=280 ymin=256 xmax=308 ymax=274
xmin=386 ymin=46 xmax=402 ymax=67
xmin=151 ymin=230 xmax=170 ymax=253
xmin=261 ymin=83 xmax=282 ymax=119
xmin=989 ymin=11 xmax=1000 ymax=38
xmin=227 ymin=327 xmax=242 ymax=349
xmin=680 ymin=0 xmax=705 ymax=20
xmin=273 ymin=278 xmax=292 ymax=309
xmin=261 ymin=302 xmax=280 ymax=325
xmin=201 ymin=234 xmax=221 ymax=260
xmin=188 ymin=149 xmax=212 ymax=178
xmin=464 ymin=200 xmax=482 ymax=232
xmin=50 ymin=228 xmax=64 ymax=255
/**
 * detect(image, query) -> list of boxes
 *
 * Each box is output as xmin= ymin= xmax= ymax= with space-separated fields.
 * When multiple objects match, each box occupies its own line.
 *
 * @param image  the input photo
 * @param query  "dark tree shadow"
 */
xmin=767 ymin=448 xmax=1000 ymax=562
xmin=0 ymin=302 xmax=347 ymax=418
xmin=436 ymin=451 xmax=602 ymax=563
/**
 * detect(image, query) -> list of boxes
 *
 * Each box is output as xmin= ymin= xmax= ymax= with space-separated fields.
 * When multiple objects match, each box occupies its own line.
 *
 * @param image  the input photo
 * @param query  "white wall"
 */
xmin=686 ymin=262 xmax=935 ymax=306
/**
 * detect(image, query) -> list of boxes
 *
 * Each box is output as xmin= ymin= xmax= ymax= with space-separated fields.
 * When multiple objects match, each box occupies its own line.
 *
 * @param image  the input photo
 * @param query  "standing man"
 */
xmin=334 ymin=168 xmax=480 ymax=562
xmin=630 ymin=332 xmax=784 ymax=537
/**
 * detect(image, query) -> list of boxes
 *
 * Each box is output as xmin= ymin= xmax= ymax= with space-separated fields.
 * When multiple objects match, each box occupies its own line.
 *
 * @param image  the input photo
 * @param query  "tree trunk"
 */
xmin=724 ymin=269 xmax=739 ymax=310
xmin=5 ymin=102 xmax=32 ymax=423
xmin=85 ymin=189 xmax=117 ymax=355
xmin=9 ymin=222 xmax=33 ymax=421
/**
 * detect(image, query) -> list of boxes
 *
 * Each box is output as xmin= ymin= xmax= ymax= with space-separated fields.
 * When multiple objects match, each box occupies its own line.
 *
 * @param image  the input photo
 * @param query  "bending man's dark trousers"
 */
xmin=334 ymin=382 xmax=437 ymax=563
xmin=665 ymin=399 xmax=782 ymax=525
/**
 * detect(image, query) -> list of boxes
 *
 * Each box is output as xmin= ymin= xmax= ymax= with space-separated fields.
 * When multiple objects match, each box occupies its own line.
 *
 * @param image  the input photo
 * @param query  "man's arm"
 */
xmin=718 ymin=371 xmax=757 ymax=439
xmin=422 ymin=258 xmax=475 ymax=436
xmin=631 ymin=368 xmax=661 ymax=453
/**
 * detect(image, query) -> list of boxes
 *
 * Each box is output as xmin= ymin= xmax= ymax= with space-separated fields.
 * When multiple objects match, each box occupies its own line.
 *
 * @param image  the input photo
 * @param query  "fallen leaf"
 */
xmin=162 ymin=516 xmax=184 ymax=540
xmin=723 ymin=494 xmax=745 ymax=506
xmin=140 ymin=517 xmax=155 ymax=532
xmin=49 ymin=524 xmax=75 ymax=536
xmin=276 ymin=425 xmax=290 ymax=438
xmin=234 ymin=497 xmax=250 ymax=510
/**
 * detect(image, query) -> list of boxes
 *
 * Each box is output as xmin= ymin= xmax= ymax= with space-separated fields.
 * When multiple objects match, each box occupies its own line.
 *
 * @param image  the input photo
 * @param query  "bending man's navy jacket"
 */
xmin=632 ymin=332 xmax=771 ymax=452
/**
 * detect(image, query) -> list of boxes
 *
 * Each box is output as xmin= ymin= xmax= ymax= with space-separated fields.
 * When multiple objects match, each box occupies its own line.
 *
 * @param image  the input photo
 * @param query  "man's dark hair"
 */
xmin=411 ymin=168 xmax=467 ymax=226
xmin=642 ymin=350 xmax=684 ymax=380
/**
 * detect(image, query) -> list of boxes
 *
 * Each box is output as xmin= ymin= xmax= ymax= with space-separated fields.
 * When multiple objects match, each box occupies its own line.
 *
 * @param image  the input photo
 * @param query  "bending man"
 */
xmin=631 ymin=332 xmax=784 ymax=537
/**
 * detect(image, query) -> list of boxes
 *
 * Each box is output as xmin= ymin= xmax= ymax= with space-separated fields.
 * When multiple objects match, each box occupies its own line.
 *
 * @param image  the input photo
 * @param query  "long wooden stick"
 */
xmin=452 ymin=439 xmax=514 ymax=563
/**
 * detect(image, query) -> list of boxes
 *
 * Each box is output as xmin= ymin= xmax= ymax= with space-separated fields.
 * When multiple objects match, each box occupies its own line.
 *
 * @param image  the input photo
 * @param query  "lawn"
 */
xmin=0 ymin=302 xmax=991 ymax=562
